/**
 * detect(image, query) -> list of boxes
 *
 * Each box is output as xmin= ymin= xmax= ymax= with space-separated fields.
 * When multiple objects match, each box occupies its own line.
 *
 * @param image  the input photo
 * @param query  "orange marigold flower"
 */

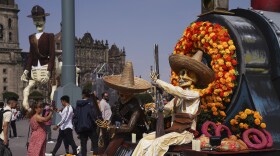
xmin=245 ymin=109 xmax=252 ymax=115
xmin=234 ymin=115 xmax=240 ymax=119
xmin=243 ymin=123 xmax=249 ymax=129
xmin=254 ymin=112 xmax=261 ymax=119
xmin=230 ymin=119 xmax=236 ymax=125
xmin=239 ymin=123 xmax=244 ymax=129
xmin=260 ymin=123 xmax=266 ymax=129
xmin=254 ymin=118 xmax=261 ymax=125
xmin=213 ymin=111 xmax=218 ymax=116
xmin=220 ymin=111 xmax=226 ymax=117
xmin=240 ymin=113 xmax=247 ymax=119
xmin=211 ymin=107 xmax=217 ymax=112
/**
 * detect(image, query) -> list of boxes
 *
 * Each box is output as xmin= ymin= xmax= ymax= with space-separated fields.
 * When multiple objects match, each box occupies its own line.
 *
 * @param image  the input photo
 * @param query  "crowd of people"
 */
xmin=25 ymin=89 xmax=113 ymax=156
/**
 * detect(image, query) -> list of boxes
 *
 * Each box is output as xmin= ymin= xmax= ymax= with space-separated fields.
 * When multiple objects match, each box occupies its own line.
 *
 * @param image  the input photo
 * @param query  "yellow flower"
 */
xmin=254 ymin=118 xmax=261 ymax=125
xmin=229 ymin=45 xmax=236 ymax=51
xmin=228 ymin=40 xmax=234 ymax=45
xmin=245 ymin=109 xmax=252 ymax=115
xmin=240 ymin=113 xmax=247 ymax=119
xmin=260 ymin=123 xmax=266 ymax=129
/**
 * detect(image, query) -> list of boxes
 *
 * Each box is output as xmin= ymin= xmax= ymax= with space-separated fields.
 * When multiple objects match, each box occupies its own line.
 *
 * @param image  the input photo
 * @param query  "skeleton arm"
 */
xmin=156 ymin=79 xmax=199 ymax=100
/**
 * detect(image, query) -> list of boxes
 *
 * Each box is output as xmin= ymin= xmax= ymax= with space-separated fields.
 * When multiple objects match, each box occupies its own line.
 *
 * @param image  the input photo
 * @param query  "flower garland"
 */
xmin=230 ymin=108 xmax=266 ymax=137
xmin=171 ymin=21 xmax=238 ymax=125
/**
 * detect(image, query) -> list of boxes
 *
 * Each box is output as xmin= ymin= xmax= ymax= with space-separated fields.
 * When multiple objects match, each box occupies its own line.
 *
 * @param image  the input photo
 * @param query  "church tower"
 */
xmin=0 ymin=0 xmax=24 ymax=101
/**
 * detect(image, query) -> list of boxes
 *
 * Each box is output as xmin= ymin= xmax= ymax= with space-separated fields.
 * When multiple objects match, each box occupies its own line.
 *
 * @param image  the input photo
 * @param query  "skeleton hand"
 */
xmin=21 ymin=70 xmax=29 ymax=82
xmin=150 ymin=71 xmax=159 ymax=82
xmin=41 ymin=71 xmax=50 ymax=84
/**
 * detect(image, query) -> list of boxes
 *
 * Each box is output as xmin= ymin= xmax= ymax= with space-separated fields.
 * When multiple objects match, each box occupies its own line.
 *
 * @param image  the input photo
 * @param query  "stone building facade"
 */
xmin=0 ymin=0 xmax=24 ymax=102
xmin=55 ymin=31 xmax=126 ymax=88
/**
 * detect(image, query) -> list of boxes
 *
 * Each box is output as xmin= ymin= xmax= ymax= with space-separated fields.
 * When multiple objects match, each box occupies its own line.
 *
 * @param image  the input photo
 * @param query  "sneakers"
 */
xmin=47 ymin=140 xmax=55 ymax=143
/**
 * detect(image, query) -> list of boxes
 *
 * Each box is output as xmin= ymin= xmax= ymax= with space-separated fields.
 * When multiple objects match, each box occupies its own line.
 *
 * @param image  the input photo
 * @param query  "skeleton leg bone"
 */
xmin=22 ymin=80 xmax=36 ymax=110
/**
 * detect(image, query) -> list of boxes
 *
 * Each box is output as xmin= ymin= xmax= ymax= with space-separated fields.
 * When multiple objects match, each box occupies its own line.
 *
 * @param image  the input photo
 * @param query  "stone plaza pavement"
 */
xmin=8 ymin=119 xmax=93 ymax=156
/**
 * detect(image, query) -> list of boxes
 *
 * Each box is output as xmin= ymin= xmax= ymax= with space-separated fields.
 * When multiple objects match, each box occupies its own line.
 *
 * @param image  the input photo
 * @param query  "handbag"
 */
xmin=0 ymin=142 xmax=12 ymax=156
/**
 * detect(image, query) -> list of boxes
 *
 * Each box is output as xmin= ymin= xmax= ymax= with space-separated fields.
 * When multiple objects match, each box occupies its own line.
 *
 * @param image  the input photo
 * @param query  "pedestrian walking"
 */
xmin=50 ymin=95 xmax=77 ymax=156
xmin=9 ymin=108 xmax=18 ymax=138
xmin=73 ymin=89 xmax=100 ymax=156
xmin=0 ymin=97 xmax=17 ymax=155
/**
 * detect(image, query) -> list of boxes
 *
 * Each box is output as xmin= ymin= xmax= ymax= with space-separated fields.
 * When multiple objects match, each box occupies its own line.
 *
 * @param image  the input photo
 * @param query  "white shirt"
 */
xmin=57 ymin=105 xmax=74 ymax=130
xmin=156 ymin=79 xmax=200 ymax=130
xmin=99 ymin=99 xmax=112 ymax=121
xmin=0 ymin=105 xmax=12 ymax=140
xmin=11 ymin=109 xmax=17 ymax=121
xmin=34 ymin=32 xmax=44 ymax=68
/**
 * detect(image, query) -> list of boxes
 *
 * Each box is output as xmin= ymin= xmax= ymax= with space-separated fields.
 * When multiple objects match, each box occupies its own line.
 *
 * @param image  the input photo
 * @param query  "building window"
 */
xmin=9 ymin=32 xmax=12 ymax=41
xmin=3 ymin=78 xmax=7 ymax=83
xmin=8 ymin=18 xmax=12 ymax=28
xmin=3 ymin=68 xmax=7 ymax=74
xmin=3 ymin=86 xmax=7 ymax=91
xmin=0 ymin=24 xmax=3 ymax=40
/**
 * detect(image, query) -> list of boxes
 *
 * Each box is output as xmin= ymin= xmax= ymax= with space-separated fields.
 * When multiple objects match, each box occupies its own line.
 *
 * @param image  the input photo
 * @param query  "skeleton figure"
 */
xmin=132 ymin=50 xmax=215 ymax=156
xmin=21 ymin=5 xmax=80 ymax=110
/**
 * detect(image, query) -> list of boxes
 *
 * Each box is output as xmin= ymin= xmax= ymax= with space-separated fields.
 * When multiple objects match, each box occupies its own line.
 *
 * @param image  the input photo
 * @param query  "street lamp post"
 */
xmin=52 ymin=0 xmax=82 ymax=124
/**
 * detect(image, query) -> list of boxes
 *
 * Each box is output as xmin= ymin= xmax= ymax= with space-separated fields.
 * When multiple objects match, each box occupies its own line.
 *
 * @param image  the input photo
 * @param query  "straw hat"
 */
xmin=103 ymin=61 xmax=151 ymax=93
xmin=169 ymin=50 xmax=215 ymax=86
xmin=27 ymin=5 xmax=50 ymax=18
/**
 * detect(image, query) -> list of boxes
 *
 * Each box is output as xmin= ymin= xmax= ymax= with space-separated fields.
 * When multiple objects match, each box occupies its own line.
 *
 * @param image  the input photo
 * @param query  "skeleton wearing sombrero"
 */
xmin=102 ymin=61 xmax=151 ymax=155
xmin=132 ymin=50 xmax=215 ymax=156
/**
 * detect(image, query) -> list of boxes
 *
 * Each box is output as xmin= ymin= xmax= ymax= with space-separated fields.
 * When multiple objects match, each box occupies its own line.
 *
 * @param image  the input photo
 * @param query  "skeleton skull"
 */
xmin=178 ymin=69 xmax=197 ymax=87
xmin=33 ymin=17 xmax=45 ymax=32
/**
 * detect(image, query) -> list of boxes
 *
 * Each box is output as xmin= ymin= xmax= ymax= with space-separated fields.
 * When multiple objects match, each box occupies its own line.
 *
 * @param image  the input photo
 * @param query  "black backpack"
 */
xmin=0 ymin=109 xmax=11 ymax=134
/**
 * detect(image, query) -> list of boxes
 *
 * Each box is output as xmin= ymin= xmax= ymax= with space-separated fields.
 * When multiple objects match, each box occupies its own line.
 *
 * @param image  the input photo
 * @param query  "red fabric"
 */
xmin=251 ymin=0 xmax=280 ymax=12
xmin=27 ymin=115 xmax=47 ymax=156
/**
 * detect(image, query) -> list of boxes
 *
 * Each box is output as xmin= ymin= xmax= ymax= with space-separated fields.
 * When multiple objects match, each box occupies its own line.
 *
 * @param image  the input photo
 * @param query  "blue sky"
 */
xmin=16 ymin=0 xmax=250 ymax=82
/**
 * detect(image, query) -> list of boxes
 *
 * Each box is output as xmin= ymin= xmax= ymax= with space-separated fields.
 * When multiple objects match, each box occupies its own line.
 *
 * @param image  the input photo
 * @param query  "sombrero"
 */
xmin=169 ymin=50 xmax=215 ymax=86
xmin=103 ymin=61 xmax=151 ymax=93
xmin=27 ymin=5 xmax=50 ymax=18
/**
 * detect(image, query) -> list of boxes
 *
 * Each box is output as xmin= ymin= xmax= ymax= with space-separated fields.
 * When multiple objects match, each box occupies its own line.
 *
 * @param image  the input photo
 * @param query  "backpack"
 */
xmin=0 ymin=109 xmax=11 ymax=134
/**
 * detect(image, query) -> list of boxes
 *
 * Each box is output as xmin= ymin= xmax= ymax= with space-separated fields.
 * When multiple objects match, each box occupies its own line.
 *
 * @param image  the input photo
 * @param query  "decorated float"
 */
xmin=113 ymin=0 xmax=280 ymax=155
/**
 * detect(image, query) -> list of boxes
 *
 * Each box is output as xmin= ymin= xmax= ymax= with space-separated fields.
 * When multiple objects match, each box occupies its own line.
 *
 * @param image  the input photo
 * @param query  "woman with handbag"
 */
xmin=27 ymin=102 xmax=53 ymax=156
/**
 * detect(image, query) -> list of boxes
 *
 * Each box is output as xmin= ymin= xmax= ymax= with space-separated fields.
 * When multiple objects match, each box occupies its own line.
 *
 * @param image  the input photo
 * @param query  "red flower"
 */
xmin=231 ymin=59 xmax=237 ymax=66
